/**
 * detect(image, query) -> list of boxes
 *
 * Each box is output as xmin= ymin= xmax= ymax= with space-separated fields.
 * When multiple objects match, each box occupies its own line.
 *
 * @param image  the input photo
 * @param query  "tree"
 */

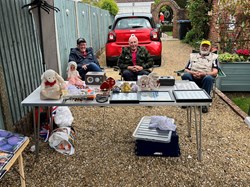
xmin=212 ymin=0 xmax=250 ymax=52
xmin=154 ymin=0 xmax=187 ymax=8
xmin=81 ymin=0 xmax=118 ymax=16
xmin=184 ymin=0 xmax=210 ymax=47
xmin=99 ymin=0 xmax=118 ymax=16
xmin=81 ymin=0 xmax=99 ymax=6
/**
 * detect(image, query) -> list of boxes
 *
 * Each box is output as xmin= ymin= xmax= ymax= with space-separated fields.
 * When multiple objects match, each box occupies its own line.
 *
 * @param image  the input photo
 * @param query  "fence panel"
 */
xmin=55 ymin=0 xmax=114 ymax=77
xmin=77 ymin=3 xmax=91 ymax=45
xmin=89 ymin=6 xmax=100 ymax=52
xmin=54 ymin=0 xmax=114 ymax=78
xmin=0 ymin=0 xmax=43 ymax=128
xmin=54 ymin=0 xmax=78 ymax=78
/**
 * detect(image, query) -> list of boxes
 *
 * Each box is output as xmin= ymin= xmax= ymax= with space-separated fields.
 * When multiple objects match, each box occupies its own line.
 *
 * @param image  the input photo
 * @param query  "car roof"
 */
xmin=115 ymin=13 xmax=153 ymax=20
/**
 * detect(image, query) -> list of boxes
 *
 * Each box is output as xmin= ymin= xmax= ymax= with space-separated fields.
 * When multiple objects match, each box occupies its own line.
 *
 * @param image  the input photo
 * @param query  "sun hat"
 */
xmin=77 ymin=38 xmax=86 ymax=44
xmin=201 ymin=40 xmax=211 ymax=46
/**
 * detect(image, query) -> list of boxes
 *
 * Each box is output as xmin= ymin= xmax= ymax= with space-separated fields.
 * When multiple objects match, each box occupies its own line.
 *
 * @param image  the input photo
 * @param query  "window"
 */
xmin=115 ymin=18 xmax=152 ymax=29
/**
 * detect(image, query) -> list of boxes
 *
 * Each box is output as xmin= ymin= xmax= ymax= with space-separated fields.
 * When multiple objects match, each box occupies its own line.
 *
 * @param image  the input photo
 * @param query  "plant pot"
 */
xmin=216 ymin=62 xmax=250 ymax=91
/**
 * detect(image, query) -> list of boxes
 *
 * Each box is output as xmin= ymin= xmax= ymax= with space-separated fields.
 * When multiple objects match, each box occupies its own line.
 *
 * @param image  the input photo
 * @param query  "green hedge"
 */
xmin=161 ymin=25 xmax=173 ymax=32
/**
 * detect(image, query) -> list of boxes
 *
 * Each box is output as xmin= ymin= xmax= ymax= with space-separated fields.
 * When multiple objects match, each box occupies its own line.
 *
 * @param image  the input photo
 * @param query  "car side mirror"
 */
xmin=108 ymin=25 xmax=112 ymax=29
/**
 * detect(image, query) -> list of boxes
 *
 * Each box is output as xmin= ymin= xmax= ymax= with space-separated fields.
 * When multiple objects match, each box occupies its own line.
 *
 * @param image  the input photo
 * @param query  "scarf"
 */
xmin=45 ymin=80 xmax=57 ymax=87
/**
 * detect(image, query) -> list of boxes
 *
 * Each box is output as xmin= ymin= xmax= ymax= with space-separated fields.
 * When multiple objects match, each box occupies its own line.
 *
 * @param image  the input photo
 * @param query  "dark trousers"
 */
xmin=181 ymin=73 xmax=215 ymax=96
xmin=122 ymin=69 xmax=150 ymax=81
xmin=78 ymin=63 xmax=102 ymax=80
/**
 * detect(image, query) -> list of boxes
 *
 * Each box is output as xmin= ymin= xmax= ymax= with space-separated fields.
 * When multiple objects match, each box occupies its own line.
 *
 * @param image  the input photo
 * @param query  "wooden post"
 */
xmin=0 ymin=65 xmax=13 ymax=130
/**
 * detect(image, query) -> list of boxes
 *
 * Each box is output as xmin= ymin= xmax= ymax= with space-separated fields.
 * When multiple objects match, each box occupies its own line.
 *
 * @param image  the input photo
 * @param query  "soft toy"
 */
xmin=121 ymin=82 xmax=131 ymax=92
xmin=100 ymin=77 xmax=115 ymax=91
xmin=138 ymin=73 xmax=160 ymax=91
xmin=54 ymin=106 xmax=74 ymax=127
xmin=147 ymin=72 xmax=160 ymax=90
xmin=40 ymin=69 xmax=66 ymax=100
xmin=137 ymin=75 xmax=151 ymax=91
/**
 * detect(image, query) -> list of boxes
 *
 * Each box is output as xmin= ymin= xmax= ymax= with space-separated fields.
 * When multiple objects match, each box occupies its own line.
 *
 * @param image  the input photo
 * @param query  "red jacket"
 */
xmin=160 ymin=15 xmax=164 ymax=22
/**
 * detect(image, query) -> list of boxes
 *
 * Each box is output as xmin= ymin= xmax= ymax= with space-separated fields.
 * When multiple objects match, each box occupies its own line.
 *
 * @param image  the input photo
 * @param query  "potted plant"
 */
xmin=235 ymin=49 xmax=250 ymax=61
xmin=218 ymin=52 xmax=241 ymax=63
xmin=217 ymin=49 xmax=250 ymax=91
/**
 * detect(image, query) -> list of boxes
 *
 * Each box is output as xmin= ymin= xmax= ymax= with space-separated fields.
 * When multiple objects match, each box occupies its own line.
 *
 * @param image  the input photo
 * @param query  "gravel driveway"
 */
xmin=1 ymin=38 xmax=249 ymax=187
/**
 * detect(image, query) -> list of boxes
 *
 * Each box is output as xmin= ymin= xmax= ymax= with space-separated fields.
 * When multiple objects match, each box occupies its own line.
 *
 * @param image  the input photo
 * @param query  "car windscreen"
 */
xmin=114 ymin=18 xmax=152 ymax=29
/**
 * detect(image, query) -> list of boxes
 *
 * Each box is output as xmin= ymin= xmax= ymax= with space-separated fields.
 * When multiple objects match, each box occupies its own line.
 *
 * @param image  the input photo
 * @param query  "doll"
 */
xmin=67 ymin=61 xmax=85 ymax=88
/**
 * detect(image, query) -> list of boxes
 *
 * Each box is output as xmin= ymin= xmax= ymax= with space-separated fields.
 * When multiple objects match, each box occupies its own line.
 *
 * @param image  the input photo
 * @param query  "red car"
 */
xmin=105 ymin=13 xmax=162 ymax=67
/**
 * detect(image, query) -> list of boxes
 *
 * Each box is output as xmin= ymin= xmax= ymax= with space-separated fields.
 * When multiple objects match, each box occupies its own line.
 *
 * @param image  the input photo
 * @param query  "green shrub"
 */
xmin=183 ymin=30 xmax=200 ymax=48
xmin=184 ymin=0 xmax=210 ymax=44
xmin=175 ymin=0 xmax=188 ymax=8
xmin=218 ymin=53 xmax=242 ymax=62
xmin=161 ymin=25 xmax=173 ymax=32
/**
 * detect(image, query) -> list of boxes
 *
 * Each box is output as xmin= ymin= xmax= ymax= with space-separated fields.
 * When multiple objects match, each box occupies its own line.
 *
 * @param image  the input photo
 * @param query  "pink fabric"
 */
xmin=67 ymin=70 xmax=84 ymax=86
xmin=132 ymin=51 xmax=137 ymax=66
xmin=68 ymin=77 xmax=83 ymax=86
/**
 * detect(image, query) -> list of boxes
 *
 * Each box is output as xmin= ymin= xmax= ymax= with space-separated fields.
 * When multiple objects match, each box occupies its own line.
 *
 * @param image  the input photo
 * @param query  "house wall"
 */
xmin=117 ymin=2 xmax=153 ymax=14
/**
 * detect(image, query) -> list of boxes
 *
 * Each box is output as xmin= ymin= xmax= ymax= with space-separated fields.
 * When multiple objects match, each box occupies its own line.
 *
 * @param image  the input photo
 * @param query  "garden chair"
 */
xmin=174 ymin=50 xmax=226 ymax=98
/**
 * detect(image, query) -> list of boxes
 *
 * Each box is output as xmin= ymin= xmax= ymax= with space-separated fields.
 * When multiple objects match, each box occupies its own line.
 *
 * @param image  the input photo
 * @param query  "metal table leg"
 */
xmin=194 ymin=106 xmax=199 ymax=156
xmin=187 ymin=106 xmax=192 ymax=137
xmin=33 ymin=106 xmax=40 ymax=160
xmin=47 ymin=106 xmax=53 ymax=133
xmin=193 ymin=106 xmax=203 ymax=161
xmin=198 ymin=106 xmax=202 ymax=161
xmin=32 ymin=107 xmax=36 ymax=153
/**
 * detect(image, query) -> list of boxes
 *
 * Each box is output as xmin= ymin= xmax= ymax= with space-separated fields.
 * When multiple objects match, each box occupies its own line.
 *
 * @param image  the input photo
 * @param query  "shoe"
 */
xmin=201 ymin=106 xmax=208 ymax=113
